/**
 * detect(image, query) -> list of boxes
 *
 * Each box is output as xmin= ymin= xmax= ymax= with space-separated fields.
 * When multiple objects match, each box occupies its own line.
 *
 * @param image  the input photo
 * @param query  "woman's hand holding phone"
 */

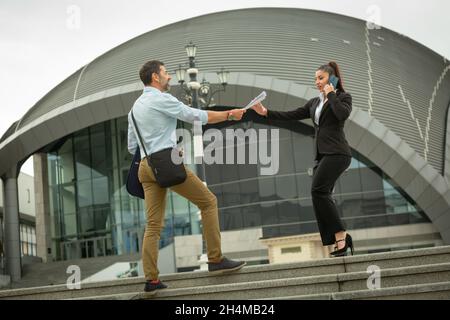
xmin=324 ymin=83 xmax=335 ymax=95
xmin=324 ymin=75 xmax=338 ymax=95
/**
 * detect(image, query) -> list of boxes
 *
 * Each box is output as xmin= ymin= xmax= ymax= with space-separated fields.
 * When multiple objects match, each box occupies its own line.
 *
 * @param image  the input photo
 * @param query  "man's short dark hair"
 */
xmin=139 ymin=60 xmax=164 ymax=86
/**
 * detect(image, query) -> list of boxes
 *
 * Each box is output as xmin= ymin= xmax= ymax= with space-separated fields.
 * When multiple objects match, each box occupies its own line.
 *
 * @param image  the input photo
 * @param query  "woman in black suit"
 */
xmin=252 ymin=61 xmax=354 ymax=256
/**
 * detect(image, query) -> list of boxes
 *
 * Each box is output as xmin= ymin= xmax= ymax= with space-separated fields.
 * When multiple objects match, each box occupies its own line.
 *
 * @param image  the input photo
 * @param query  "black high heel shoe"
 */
xmin=330 ymin=234 xmax=354 ymax=257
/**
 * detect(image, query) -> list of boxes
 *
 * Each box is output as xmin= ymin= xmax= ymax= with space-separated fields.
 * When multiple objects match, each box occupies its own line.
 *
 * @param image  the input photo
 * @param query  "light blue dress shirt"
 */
xmin=127 ymin=86 xmax=208 ymax=158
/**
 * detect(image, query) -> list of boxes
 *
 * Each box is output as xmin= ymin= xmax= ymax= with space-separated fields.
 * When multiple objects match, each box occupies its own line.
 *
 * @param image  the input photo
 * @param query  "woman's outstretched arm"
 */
xmin=251 ymin=99 xmax=313 ymax=120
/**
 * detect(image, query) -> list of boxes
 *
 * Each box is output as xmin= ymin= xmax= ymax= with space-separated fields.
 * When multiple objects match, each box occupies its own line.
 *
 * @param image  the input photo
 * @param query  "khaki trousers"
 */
xmin=138 ymin=159 xmax=223 ymax=281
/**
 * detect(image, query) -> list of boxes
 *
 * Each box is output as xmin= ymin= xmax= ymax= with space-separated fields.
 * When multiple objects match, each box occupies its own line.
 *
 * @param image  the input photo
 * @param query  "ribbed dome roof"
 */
xmin=3 ymin=7 xmax=449 ymax=174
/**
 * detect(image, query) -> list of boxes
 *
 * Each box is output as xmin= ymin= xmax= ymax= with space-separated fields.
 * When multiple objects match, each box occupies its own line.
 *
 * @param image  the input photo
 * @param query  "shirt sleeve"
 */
xmin=266 ymin=98 xmax=313 ymax=120
xmin=157 ymin=93 xmax=208 ymax=124
xmin=127 ymin=113 xmax=138 ymax=155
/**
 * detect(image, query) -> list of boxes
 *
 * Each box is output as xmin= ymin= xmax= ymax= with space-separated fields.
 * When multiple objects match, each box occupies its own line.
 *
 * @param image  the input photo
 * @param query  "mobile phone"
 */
xmin=329 ymin=75 xmax=339 ymax=88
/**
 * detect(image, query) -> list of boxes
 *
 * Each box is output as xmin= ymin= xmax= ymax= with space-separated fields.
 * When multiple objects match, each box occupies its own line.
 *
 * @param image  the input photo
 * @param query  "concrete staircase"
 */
xmin=1 ymin=246 xmax=450 ymax=300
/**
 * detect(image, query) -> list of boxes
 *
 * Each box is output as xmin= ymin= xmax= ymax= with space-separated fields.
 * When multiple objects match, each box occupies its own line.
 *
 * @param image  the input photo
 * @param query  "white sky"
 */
xmin=1 ymin=0 xmax=449 ymax=176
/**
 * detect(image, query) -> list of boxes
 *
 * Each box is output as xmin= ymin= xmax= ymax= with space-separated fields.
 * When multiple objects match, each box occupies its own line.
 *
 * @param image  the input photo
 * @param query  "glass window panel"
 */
xmin=333 ymin=178 xmax=342 ymax=195
xmin=219 ymin=164 xmax=239 ymax=183
xmin=173 ymin=214 xmax=191 ymax=236
xmin=260 ymin=202 xmax=278 ymax=226
xmin=222 ymin=182 xmax=241 ymax=207
xmin=275 ymin=175 xmax=297 ymax=199
xmin=356 ymin=155 xmax=367 ymax=168
xmin=95 ymin=238 xmax=106 ymax=257
xmin=277 ymin=200 xmax=300 ymax=223
xmin=59 ymin=152 xmax=75 ymax=184
xmin=383 ymin=179 xmax=395 ymax=191
xmin=362 ymin=191 xmax=386 ymax=215
xmin=63 ymin=212 xmax=77 ymax=236
xmin=94 ymin=207 xmax=110 ymax=232
xmin=205 ymin=164 xmax=222 ymax=185
xmin=208 ymin=185 xmax=223 ymax=208
xmin=293 ymin=135 xmax=314 ymax=173
xmin=92 ymin=177 xmax=109 ymax=205
xmin=160 ymin=218 xmax=174 ymax=247
xmin=79 ymin=207 xmax=95 ymax=234
xmin=258 ymin=177 xmax=276 ymax=201
xmin=298 ymin=221 xmax=319 ymax=235
xmin=386 ymin=212 xmax=412 ymax=225
xmin=360 ymin=167 xmax=384 ymax=192
xmin=261 ymin=225 xmax=277 ymax=238
xmin=241 ymin=204 xmax=261 ymax=228
xmin=237 ymin=162 xmax=258 ymax=180
xmin=77 ymin=180 xmax=93 ymax=207
xmin=239 ymin=179 xmax=259 ymax=205
xmin=220 ymin=207 xmax=243 ymax=230
xmin=120 ymin=200 xmax=135 ymax=228
xmin=348 ymin=157 xmax=360 ymax=169
xmin=189 ymin=211 xmax=201 ymax=235
xmin=47 ymin=154 xmax=59 ymax=186
xmin=276 ymin=138 xmax=295 ymax=175
xmin=340 ymin=193 xmax=363 ymax=218
xmin=296 ymin=174 xmax=312 ymax=198
xmin=91 ymin=147 xmax=110 ymax=178
xmin=278 ymin=127 xmax=292 ymax=139
xmin=91 ymin=131 xmax=105 ymax=148
xmin=165 ymin=192 xmax=173 ymax=213
xmin=59 ymin=138 xmax=73 ymax=153
xmin=172 ymin=193 xmax=190 ymax=215
xmin=384 ymin=189 xmax=414 ymax=214
xmin=75 ymin=150 xmax=91 ymax=180
xmin=90 ymin=122 xmax=105 ymax=134
xmin=73 ymin=130 xmax=89 ymax=150
xmin=339 ymin=168 xmax=362 ymax=194
xmin=298 ymin=198 xmax=315 ymax=221
xmin=61 ymin=184 xmax=76 ymax=213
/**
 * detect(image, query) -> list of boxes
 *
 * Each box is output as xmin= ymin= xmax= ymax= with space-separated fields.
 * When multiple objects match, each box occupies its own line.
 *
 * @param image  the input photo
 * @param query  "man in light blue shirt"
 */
xmin=128 ymin=64 xmax=244 ymax=158
xmin=128 ymin=60 xmax=246 ymax=292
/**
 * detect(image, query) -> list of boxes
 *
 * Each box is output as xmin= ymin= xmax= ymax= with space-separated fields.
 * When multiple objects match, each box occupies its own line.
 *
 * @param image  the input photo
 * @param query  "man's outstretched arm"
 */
xmin=206 ymin=109 xmax=245 ymax=124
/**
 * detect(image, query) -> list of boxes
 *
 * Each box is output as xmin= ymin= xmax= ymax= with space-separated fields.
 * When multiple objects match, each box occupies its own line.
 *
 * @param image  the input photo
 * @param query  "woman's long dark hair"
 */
xmin=317 ymin=61 xmax=345 ymax=92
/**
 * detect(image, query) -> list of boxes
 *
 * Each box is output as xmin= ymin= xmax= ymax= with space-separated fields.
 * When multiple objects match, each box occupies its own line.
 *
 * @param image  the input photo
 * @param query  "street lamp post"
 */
xmin=175 ymin=42 xmax=229 ymax=270
xmin=176 ymin=42 xmax=229 ymax=110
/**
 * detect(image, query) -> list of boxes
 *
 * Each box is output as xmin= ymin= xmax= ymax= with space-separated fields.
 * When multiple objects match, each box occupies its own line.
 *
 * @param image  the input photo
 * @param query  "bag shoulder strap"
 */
xmin=131 ymin=110 xmax=149 ymax=159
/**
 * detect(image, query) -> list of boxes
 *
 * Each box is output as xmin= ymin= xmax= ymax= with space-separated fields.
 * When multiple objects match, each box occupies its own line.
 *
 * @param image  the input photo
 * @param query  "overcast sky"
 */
xmin=1 ymin=0 xmax=449 ymax=175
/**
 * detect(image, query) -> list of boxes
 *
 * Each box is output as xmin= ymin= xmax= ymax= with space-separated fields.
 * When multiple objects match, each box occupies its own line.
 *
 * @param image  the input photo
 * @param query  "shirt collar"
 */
xmin=143 ymin=86 xmax=160 ymax=93
xmin=319 ymin=92 xmax=325 ymax=103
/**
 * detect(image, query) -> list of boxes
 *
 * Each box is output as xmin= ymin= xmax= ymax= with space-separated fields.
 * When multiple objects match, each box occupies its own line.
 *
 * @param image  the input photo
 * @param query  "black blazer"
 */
xmin=267 ymin=90 xmax=352 ymax=160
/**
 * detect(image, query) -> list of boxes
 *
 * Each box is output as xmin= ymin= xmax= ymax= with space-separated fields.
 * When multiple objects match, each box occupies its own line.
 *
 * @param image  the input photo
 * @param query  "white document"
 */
xmin=243 ymin=91 xmax=267 ymax=110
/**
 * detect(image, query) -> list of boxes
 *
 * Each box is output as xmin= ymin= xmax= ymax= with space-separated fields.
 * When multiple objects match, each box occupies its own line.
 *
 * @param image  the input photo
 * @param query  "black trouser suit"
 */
xmin=265 ymin=89 xmax=353 ymax=246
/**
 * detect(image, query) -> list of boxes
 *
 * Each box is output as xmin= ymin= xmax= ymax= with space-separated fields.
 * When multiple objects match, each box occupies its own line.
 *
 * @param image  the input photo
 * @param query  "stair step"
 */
xmin=70 ymin=262 xmax=450 ymax=300
xmin=265 ymin=281 xmax=450 ymax=300
xmin=1 ymin=245 xmax=450 ymax=300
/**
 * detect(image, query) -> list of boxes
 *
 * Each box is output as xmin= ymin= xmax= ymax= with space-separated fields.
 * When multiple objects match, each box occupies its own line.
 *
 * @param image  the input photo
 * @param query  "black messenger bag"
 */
xmin=131 ymin=111 xmax=187 ymax=188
